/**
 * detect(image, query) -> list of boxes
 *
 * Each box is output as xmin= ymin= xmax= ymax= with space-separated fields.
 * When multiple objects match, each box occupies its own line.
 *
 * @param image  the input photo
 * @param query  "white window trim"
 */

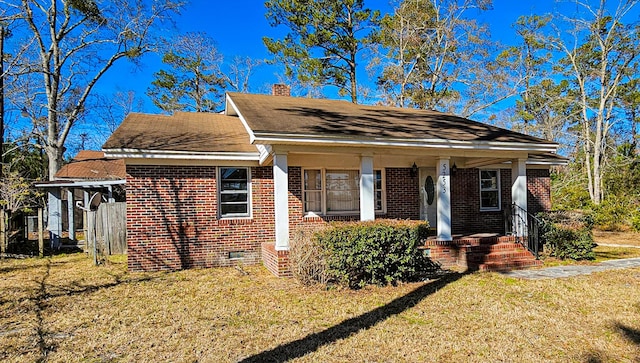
xmin=217 ymin=167 xmax=252 ymax=219
xmin=302 ymin=168 xmax=386 ymax=216
xmin=479 ymin=169 xmax=501 ymax=211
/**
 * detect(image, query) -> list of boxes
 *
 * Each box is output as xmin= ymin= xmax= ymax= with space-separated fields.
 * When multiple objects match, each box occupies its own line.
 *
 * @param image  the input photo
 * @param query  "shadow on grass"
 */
xmin=22 ymin=258 xmax=156 ymax=362
xmin=239 ymin=272 xmax=464 ymax=363
xmin=616 ymin=323 xmax=640 ymax=345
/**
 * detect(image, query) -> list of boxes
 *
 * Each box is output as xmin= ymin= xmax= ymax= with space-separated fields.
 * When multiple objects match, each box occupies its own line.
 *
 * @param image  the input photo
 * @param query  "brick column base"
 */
xmin=261 ymin=242 xmax=291 ymax=277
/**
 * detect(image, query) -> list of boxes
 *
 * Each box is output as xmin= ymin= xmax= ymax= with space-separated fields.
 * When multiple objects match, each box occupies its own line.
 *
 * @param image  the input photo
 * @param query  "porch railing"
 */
xmin=504 ymin=204 xmax=541 ymax=259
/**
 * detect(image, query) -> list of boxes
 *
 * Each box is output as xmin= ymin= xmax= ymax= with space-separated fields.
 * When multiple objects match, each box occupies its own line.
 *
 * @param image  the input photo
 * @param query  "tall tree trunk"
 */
xmin=46 ymin=145 xmax=63 ymax=181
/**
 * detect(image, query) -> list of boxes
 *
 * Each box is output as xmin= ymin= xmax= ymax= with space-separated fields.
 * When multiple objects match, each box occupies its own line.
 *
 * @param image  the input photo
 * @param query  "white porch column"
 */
xmin=511 ymin=158 xmax=528 ymax=236
xmin=48 ymin=190 xmax=62 ymax=249
xmin=436 ymin=158 xmax=452 ymax=241
xmin=359 ymin=155 xmax=375 ymax=221
xmin=67 ymin=189 xmax=75 ymax=242
xmin=273 ymin=152 xmax=290 ymax=250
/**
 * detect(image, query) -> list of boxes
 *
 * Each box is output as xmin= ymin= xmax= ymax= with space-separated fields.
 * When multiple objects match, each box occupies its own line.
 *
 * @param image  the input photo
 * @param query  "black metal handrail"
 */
xmin=504 ymin=203 xmax=541 ymax=259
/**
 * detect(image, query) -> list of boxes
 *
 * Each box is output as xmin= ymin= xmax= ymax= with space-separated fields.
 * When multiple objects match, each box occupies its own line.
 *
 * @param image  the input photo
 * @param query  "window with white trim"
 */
xmin=303 ymin=168 xmax=385 ymax=215
xmin=479 ymin=169 xmax=500 ymax=211
xmin=218 ymin=167 xmax=250 ymax=217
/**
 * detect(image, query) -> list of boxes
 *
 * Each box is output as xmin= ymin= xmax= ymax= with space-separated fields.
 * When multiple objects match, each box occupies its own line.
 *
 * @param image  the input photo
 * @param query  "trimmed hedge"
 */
xmin=539 ymin=211 xmax=596 ymax=260
xmin=313 ymin=220 xmax=432 ymax=289
xmin=290 ymin=220 xmax=433 ymax=288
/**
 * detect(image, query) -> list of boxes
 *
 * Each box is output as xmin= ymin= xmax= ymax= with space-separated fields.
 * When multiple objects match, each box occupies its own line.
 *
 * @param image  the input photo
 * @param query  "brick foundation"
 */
xmin=261 ymin=242 xmax=291 ymax=277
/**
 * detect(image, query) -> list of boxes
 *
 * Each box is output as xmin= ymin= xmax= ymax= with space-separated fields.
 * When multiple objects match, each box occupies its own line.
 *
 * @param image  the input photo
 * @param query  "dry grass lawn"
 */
xmin=595 ymin=231 xmax=640 ymax=247
xmin=1 ymin=253 xmax=639 ymax=362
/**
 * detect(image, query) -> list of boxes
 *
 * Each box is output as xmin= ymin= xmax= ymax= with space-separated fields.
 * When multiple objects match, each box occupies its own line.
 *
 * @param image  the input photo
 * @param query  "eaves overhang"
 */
xmin=251 ymin=132 xmax=559 ymax=153
xmin=103 ymin=148 xmax=261 ymax=161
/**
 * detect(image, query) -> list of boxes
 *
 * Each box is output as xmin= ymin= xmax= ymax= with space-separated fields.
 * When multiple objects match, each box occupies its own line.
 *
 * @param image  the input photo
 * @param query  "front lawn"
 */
xmin=1 ymin=254 xmax=639 ymax=362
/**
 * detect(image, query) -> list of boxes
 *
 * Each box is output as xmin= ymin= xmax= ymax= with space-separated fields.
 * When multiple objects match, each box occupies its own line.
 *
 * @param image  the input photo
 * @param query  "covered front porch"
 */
xmin=261 ymin=146 xmax=557 ymax=276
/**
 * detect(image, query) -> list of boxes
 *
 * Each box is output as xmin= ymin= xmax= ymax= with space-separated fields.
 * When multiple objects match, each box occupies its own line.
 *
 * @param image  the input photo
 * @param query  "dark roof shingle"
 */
xmin=54 ymin=151 xmax=125 ymax=180
xmin=227 ymin=92 xmax=552 ymax=145
xmin=102 ymin=112 xmax=257 ymax=153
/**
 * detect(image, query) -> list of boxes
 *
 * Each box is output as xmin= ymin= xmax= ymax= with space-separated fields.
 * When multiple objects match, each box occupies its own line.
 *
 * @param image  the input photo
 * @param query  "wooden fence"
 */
xmin=86 ymin=202 xmax=126 ymax=257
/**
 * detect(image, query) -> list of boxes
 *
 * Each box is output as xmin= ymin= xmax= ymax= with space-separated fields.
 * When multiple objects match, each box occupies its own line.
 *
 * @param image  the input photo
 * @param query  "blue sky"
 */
xmin=77 ymin=0 xmax=638 ymax=151
xmin=99 ymin=0 xmax=555 ymax=112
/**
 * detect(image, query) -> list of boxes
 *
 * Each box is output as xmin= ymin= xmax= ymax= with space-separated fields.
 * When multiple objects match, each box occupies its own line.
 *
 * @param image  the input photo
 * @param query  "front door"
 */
xmin=419 ymin=168 xmax=437 ymax=227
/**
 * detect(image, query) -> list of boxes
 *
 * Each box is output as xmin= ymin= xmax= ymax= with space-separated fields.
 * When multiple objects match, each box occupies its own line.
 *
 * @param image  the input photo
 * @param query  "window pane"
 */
xmin=326 ymin=170 xmax=359 ymax=212
xmin=374 ymin=170 xmax=383 ymax=211
xmin=221 ymin=168 xmax=247 ymax=180
xmin=375 ymin=191 xmax=382 ymax=210
xmin=221 ymin=204 xmax=248 ymax=215
xmin=221 ymin=181 xmax=248 ymax=191
xmin=219 ymin=167 xmax=249 ymax=217
xmin=480 ymin=170 xmax=498 ymax=190
xmin=220 ymin=193 xmax=248 ymax=203
xmin=481 ymin=191 xmax=499 ymax=209
xmin=304 ymin=191 xmax=322 ymax=212
xmin=304 ymin=169 xmax=322 ymax=190
xmin=327 ymin=191 xmax=359 ymax=211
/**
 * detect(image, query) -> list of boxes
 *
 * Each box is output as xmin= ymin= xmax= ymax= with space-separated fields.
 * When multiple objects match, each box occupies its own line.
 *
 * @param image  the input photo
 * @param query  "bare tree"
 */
xmin=8 ymin=0 xmax=184 ymax=180
xmin=224 ymin=56 xmax=263 ymax=93
xmin=540 ymin=0 xmax=639 ymax=204
xmin=375 ymin=0 xmax=519 ymax=117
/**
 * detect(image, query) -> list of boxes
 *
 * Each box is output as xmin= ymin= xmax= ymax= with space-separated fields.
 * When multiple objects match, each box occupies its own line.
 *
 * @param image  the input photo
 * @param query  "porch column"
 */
xmin=67 ymin=189 xmax=75 ymax=242
xmin=48 ymin=190 xmax=62 ymax=250
xmin=83 ymin=190 xmax=90 ymax=252
xmin=511 ymin=158 xmax=528 ymax=237
xmin=273 ymin=152 xmax=290 ymax=250
xmin=359 ymin=155 xmax=375 ymax=221
xmin=436 ymin=157 xmax=452 ymax=241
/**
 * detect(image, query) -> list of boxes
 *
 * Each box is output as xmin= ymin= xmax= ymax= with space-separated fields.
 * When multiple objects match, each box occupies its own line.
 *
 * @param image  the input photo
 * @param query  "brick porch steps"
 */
xmin=423 ymin=234 xmax=542 ymax=272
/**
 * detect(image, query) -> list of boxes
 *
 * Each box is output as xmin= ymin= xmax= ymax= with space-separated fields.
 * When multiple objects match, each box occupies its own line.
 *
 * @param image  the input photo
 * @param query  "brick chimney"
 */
xmin=272 ymin=84 xmax=291 ymax=97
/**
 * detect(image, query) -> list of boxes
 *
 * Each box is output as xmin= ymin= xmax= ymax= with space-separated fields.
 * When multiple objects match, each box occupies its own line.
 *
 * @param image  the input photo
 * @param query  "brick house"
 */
xmin=103 ymin=85 xmax=565 ymax=275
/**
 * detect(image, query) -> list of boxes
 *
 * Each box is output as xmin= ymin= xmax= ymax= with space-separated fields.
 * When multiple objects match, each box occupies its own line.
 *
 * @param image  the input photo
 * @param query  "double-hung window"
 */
xmin=218 ymin=167 xmax=250 ymax=218
xmin=303 ymin=168 xmax=385 ymax=215
xmin=479 ymin=170 xmax=500 ymax=211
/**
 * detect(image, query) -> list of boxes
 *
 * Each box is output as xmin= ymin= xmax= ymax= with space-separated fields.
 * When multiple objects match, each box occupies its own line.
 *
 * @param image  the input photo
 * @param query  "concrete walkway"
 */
xmin=500 ymin=257 xmax=640 ymax=279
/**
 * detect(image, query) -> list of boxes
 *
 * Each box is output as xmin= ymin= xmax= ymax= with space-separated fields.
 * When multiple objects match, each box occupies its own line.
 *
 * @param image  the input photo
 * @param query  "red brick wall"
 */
xmin=451 ymin=168 xmax=511 ymax=234
xmin=451 ymin=168 xmax=552 ymax=234
xmin=126 ymin=165 xmax=550 ymax=273
xmin=527 ymin=169 xmax=551 ymax=215
xmin=385 ymin=168 xmax=420 ymax=219
xmin=126 ymin=165 xmax=275 ymax=272
xmin=262 ymin=242 xmax=291 ymax=277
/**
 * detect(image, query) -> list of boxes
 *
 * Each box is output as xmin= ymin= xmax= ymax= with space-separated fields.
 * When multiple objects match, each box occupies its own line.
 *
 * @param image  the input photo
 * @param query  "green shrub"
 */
xmin=539 ymin=211 xmax=596 ymax=260
xmin=315 ymin=220 xmax=432 ymax=289
xmin=632 ymin=210 xmax=640 ymax=232
xmin=590 ymin=196 xmax=636 ymax=231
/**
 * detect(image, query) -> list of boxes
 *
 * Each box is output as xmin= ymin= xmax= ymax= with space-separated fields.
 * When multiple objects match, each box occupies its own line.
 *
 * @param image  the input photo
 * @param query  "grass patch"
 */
xmin=594 ymin=231 xmax=640 ymax=247
xmin=1 ymin=253 xmax=639 ymax=362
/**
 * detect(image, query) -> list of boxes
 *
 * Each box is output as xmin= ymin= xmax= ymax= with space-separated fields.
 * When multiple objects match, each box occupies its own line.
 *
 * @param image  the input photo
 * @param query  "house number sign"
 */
xmin=441 ymin=163 xmax=448 ymax=194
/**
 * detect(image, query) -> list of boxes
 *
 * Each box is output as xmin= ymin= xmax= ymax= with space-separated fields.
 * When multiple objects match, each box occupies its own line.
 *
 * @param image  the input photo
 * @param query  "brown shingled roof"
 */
xmin=54 ymin=151 xmax=125 ymax=180
xmin=102 ymin=112 xmax=257 ymax=153
xmin=227 ymin=92 xmax=553 ymax=145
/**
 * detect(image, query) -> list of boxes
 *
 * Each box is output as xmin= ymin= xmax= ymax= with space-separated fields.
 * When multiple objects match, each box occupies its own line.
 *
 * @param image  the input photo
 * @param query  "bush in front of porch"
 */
xmin=290 ymin=220 xmax=435 ymax=289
